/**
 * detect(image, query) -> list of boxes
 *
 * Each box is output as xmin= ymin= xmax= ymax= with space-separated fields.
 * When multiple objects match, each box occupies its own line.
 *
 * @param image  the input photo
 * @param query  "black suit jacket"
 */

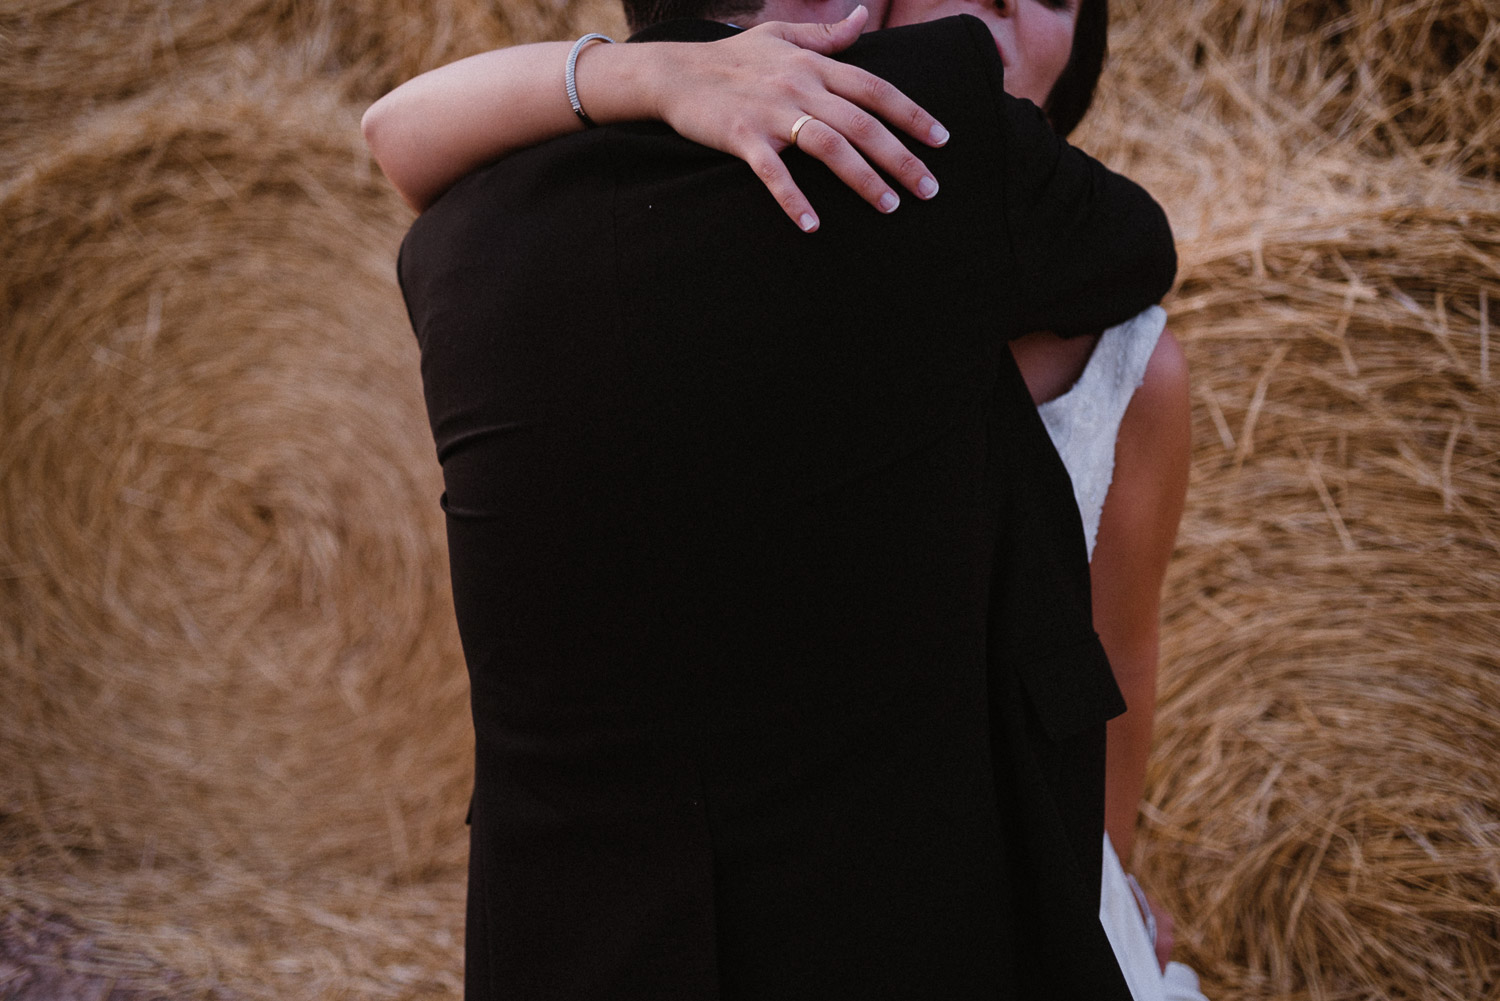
xmin=399 ymin=15 xmax=1175 ymax=1000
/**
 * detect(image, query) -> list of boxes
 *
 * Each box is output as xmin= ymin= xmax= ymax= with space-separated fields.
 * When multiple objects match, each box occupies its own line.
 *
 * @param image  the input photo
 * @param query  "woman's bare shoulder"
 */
xmin=1115 ymin=326 xmax=1190 ymax=494
xmin=1092 ymin=325 xmax=1190 ymax=611
xmin=1128 ymin=326 xmax=1190 ymax=433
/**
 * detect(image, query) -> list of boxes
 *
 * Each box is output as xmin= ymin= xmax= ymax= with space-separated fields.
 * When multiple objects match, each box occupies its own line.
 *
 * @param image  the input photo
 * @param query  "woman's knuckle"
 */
xmin=845 ymin=111 xmax=879 ymax=141
xmin=857 ymin=168 xmax=885 ymax=195
xmin=860 ymin=74 xmax=895 ymax=105
xmin=894 ymin=151 xmax=923 ymax=177
xmin=806 ymin=128 xmax=840 ymax=156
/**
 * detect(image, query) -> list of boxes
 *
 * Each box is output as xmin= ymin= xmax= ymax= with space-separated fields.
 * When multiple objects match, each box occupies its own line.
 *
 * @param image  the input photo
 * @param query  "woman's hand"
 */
xmin=364 ymin=6 xmax=947 ymax=220
xmin=1147 ymin=891 xmax=1176 ymax=972
xmin=648 ymin=5 xmax=949 ymax=231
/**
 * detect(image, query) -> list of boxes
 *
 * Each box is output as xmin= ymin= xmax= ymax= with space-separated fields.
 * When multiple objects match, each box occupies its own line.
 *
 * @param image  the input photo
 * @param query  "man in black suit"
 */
xmin=397 ymin=2 xmax=1175 ymax=997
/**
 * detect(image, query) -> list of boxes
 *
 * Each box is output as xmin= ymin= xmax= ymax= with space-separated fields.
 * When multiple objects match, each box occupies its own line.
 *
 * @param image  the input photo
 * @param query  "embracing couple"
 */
xmin=366 ymin=0 xmax=1201 ymax=998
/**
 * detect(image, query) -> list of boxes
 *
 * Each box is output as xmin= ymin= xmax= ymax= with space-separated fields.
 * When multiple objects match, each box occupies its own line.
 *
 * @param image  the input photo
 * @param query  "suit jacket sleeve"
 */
xmin=996 ymin=95 xmax=1177 ymax=336
xmin=968 ymin=16 xmax=1176 ymax=335
xmin=843 ymin=16 xmax=1177 ymax=339
xmin=621 ymin=15 xmax=1170 ymax=342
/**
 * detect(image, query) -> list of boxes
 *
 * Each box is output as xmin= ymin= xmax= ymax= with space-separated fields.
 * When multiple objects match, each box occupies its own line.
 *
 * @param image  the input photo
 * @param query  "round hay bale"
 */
xmin=0 ymin=64 xmax=470 ymax=876
xmin=0 ymin=0 xmax=626 ymax=173
xmin=1146 ymin=248 xmax=1500 ymax=1001
xmin=1081 ymin=4 xmax=1500 ymax=997
xmin=2 ymin=0 xmax=1498 ymax=998
xmin=1203 ymin=0 xmax=1499 ymax=179
xmin=0 ymin=64 xmax=472 ymax=997
xmin=1087 ymin=0 xmax=1500 ymax=179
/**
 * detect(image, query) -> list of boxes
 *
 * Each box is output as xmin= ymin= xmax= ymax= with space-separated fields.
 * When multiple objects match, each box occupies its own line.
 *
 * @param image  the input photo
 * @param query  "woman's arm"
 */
xmin=362 ymin=7 xmax=948 ymax=226
xmin=1009 ymin=326 xmax=1188 ymax=865
xmin=1089 ymin=328 xmax=1190 ymax=867
xmin=1011 ymin=326 xmax=1189 ymax=971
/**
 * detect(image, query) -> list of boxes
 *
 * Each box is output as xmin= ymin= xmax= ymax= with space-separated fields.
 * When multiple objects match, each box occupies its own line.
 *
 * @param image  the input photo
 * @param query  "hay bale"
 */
xmin=0 ymin=63 xmax=470 ymax=999
xmin=1080 ymin=0 xmax=1500 ymax=179
xmin=1078 ymin=3 xmax=1500 ymax=998
xmin=1203 ymin=0 xmax=1500 ymax=179
xmin=1 ymin=0 xmax=1498 ymax=998
xmin=1145 ymin=248 xmax=1500 ymax=1000
xmin=0 ymin=0 xmax=626 ymax=174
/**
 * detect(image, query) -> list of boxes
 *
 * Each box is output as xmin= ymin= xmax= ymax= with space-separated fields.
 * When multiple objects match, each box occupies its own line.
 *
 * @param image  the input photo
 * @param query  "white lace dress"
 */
xmin=1036 ymin=305 xmax=1208 ymax=1001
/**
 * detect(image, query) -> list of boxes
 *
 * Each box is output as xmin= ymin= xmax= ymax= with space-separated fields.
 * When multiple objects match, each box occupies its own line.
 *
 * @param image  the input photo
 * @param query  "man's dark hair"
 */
xmin=1044 ymin=0 xmax=1108 ymax=138
xmin=623 ymin=0 xmax=762 ymax=33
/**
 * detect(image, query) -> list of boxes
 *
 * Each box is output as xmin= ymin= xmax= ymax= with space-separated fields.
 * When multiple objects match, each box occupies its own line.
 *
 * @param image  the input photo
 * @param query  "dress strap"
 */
xmin=1036 ymin=306 xmax=1167 ymax=561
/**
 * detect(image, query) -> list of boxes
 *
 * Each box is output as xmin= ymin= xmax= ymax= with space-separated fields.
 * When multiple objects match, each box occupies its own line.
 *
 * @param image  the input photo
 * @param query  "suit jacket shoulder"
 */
xmin=626 ymin=16 xmax=1180 ymax=338
xmin=840 ymin=16 xmax=1178 ymax=336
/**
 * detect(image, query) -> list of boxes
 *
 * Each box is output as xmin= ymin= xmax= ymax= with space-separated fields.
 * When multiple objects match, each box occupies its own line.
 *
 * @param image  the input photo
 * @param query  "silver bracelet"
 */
xmin=565 ymin=33 xmax=615 ymax=128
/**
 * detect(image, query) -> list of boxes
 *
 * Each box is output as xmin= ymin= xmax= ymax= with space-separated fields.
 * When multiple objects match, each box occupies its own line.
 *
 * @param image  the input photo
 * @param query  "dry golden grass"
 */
xmin=0 ymin=0 xmax=624 ymax=173
xmin=0 ymin=64 xmax=473 ymax=1000
xmin=1079 ymin=3 xmax=1500 ymax=997
xmin=1 ymin=0 xmax=1497 ymax=998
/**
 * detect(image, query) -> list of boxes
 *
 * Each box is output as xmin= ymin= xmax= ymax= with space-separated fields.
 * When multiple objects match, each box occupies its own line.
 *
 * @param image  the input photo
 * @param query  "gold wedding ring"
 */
xmin=790 ymin=114 xmax=816 ymax=146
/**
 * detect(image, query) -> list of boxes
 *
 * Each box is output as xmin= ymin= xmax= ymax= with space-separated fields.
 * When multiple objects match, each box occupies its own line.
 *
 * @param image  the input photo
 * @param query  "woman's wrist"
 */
xmin=566 ymin=34 xmax=616 ymax=126
xmin=571 ymin=41 xmax=680 ymax=128
xmin=628 ymin=43 xmax=679 ymax=127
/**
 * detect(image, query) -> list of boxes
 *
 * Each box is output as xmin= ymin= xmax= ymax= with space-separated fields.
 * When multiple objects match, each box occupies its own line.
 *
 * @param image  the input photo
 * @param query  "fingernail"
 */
xmin=929 ymin=123 xmax=950 ymax=145
xmin=878 ymin=192 xmax=899 ymax=214
xmin=799 ymin=212 xmax=818 ymax=232
xmin=848 ymin=3 xmax=866 ymax=17
xmin=918 ymin=175 xmax=938 ymax=199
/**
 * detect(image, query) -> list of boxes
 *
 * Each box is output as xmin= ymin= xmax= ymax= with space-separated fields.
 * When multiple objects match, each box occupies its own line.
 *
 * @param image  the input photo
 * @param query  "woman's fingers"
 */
xmin=672 ymin=13 xmax=954 ymax=229
xmin=744 ymin=148 xmax=821 ymax=232
xmin=808 ymin=99 xmax=940 ymax=201
xmin=767 ymin=4 xmax=869 ymax=55
xmin=827 ymin=62 xmax=950 ymax=149
xmin=791 ymin=118 xmax=907 ymax=214
xmin=748 ymin=103 xmax=940 ymax=228
xmin=760 ymin=21 xmax=949 ymax=150
xmin=1149 ymin=897 xmax=1176 ymax=972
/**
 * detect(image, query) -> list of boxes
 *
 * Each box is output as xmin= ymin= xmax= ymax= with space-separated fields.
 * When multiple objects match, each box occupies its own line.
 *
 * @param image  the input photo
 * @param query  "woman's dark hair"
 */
xmin=1043 ymin=0 xmax=1108 ymax=138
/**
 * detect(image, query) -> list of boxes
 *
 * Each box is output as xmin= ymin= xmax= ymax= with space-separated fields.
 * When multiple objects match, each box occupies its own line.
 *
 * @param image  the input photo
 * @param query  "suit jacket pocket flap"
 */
xmin=1013 ymin=632 xmax=1127 ymax=743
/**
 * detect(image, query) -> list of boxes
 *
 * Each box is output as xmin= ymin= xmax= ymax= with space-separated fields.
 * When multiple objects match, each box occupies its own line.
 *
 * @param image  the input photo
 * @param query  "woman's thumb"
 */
xmin=785 ymin=4 xmax=868 ymax=53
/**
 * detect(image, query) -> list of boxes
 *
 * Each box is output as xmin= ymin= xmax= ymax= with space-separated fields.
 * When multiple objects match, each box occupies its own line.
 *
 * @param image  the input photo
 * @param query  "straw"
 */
xmin=2 ymin=0 xmax=1498 ymax=998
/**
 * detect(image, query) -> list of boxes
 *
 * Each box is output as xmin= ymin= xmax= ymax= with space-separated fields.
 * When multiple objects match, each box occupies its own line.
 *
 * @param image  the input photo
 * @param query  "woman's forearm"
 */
xmin=1103 ymin=641 xmax=1159 ymax=862
xmin=362 ymin=41 xmax=673 ymax=212
xmin=1090 ymin=328 xmax=1191 ymax=865
xmin=362 ymin=12 xmax=947 ymax=226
